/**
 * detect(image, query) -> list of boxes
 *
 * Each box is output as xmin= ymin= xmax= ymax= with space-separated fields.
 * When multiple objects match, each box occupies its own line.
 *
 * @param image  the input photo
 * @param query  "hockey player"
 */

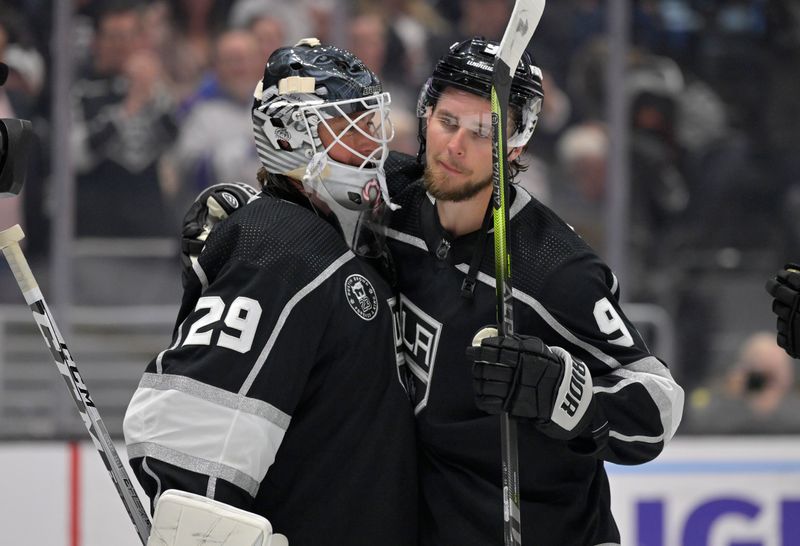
xmin=766 ymin=264 xmax=800 ymax=358
xmin=383 ymin=37 xmax=685 ymax=545
xmin=123 ymin=40 xmax=416 ymax=546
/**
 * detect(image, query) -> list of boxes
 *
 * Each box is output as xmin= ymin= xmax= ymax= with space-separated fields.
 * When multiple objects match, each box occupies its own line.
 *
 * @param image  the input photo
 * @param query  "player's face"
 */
xmin=423 ymin=88 xmax=495 ymax=202
xmin=318 ymin=111 xmax=383 ymax=167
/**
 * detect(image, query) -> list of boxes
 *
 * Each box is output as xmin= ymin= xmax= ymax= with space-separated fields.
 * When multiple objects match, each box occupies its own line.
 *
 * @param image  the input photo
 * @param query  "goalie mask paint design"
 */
xmin=251 ymin=39 xmax=395 ymax=256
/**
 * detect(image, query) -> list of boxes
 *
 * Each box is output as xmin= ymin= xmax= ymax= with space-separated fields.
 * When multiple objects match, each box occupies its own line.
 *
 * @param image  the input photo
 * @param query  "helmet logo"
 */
xmin=466 ymin=59 xmax=492 ymax=72
xmin=361 ymin=84 xmax=382 ymax=96
xmin=344 ymin=274 xmax=379 ymax=321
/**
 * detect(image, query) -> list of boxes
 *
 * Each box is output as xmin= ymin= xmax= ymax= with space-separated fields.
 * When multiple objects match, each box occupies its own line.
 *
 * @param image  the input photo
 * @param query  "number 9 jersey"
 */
xmin=383 ymin=152 xmax=684 ymax=546
xmin=123 ymin=193 xmax=417 ymax=546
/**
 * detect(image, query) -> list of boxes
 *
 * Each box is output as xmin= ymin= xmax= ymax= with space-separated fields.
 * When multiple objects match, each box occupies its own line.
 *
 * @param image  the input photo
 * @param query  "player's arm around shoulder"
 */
xmin=181 ymin=183 xmax=261 ymax=279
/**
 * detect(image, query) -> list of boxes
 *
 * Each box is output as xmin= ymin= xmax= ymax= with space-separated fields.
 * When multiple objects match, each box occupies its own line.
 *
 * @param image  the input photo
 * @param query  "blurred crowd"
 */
xmin=2 ymin=0 xmax=800 ymax=434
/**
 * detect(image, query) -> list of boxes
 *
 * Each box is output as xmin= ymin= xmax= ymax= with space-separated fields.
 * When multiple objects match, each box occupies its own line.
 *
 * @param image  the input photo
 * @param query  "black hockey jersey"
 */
xmin=123 ymin=195 xmax=417 ymax=546
xmin=384 ymin=157 xmax=683 ymax=546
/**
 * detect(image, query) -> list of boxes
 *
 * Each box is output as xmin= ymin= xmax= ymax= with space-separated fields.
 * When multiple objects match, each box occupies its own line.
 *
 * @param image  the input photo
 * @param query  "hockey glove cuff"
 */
xmin=468 ymin=329 xmax=594 ymax=440
xmin=181 ymin=183 xmax=260 ymax=276
xmin=765 ymin=263 xmax=800 ymax=358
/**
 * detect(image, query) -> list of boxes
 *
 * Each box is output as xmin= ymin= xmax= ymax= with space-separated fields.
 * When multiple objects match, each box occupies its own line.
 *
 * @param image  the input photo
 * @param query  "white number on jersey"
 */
xmin=183 ymin=296 xmax=263 ymax=353
xmin=593 ymin=297 xmax=634 ymax=347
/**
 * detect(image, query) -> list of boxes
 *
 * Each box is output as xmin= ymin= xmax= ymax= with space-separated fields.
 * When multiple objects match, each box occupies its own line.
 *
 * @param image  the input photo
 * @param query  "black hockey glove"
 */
xmin=468 ymin=329 xmax=594 ymax=440
xmin=765 ymin=263 xmax=800 ymax=358
xmin=181 ymin=182 xmax=260 ymax=272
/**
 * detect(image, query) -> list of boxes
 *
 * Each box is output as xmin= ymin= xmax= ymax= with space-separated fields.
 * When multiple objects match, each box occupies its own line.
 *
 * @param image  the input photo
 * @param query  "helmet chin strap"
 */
xmin=376 ymin=166 xmax=399 ymax=211
xmin=302 ymin=151 xmax=328 ymax=194
xmin=298 ymin=151 xmax=328 ymax=217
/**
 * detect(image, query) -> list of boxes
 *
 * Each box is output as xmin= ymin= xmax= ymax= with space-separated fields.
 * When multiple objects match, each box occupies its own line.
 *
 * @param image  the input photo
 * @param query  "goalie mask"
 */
xmin=417 ymin=36 xmax=544 ymax=149
xmin=252 ymin=38 xmax=395 ymax=256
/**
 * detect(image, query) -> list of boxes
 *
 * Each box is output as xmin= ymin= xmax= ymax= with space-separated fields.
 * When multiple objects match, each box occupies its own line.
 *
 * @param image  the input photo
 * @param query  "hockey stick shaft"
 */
xmin=0 ymin=225 xmax=152 ymax=545
xmin=490 ymin=1 xmax=545 ymax=544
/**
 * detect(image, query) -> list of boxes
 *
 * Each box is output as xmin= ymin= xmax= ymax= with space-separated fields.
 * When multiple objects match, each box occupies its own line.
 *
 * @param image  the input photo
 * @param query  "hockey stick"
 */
xmin=0 ymin=225 xmax=152 ymax=545
xmin=490 ymin=1 xmax=545 ymax=544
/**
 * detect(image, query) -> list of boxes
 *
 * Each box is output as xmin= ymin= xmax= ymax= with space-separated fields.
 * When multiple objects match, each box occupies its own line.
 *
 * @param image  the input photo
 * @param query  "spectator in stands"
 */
xmin=71 ymin=2 xmax=178 ymax=238
xmin=171 ymin=29 xmax=263 ymax=209
xmin=358 ymin=0 xmax=454 ymax=88
xmin=458 ymin=0 xmax=512 ymax=41
xmin=166 ymin=0 xmax=232 ymax=85
xmin=246 ymin=13 xmax=286 ymax=61
xmin=683 ymin=332 xmax=800 ymax=434
xmin=348 ymin=12 xmax=409 ymax=97
xmin=228 ymin=0 xmax=312 ymax=45
xmin=552 ymin=121 xmax=608 ymax=253
xmin=140 ymin=1 xmax=204 ymax=105
xmin=347 ymin=11 xmax=417 ymax=152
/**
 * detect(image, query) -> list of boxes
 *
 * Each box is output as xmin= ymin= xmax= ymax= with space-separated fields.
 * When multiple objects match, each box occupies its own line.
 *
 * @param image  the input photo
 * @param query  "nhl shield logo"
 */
xmin=345 ymin=274 xmax=379 ymax=321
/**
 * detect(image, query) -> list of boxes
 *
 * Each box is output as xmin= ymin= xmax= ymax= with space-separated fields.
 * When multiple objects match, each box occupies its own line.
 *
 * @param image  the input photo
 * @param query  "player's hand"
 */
xmin=181 ymin=182 xmax=260 ymax=273
xmin=467 ymin=328 xmax=594 ymax=439
xmin=765 ymin=263 xmax=800 ymax=358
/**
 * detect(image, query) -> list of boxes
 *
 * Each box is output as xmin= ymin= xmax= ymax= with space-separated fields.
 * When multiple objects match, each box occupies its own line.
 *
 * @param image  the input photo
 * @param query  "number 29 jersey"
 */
xmin=123 ymin=194 xmax=417 ymax=546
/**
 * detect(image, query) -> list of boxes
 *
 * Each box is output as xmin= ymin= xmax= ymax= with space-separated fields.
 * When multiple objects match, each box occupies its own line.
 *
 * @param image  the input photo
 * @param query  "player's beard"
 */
xmin=423 ymin=163 xmax=491 ymax=202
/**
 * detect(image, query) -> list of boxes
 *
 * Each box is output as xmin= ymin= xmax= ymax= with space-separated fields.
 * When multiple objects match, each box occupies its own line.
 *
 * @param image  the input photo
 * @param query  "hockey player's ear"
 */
xmin=508 ymin=147 xmax=524 ymax=162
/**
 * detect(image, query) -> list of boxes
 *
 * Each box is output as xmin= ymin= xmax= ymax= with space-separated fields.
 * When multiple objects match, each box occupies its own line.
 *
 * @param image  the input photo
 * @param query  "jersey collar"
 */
xmin=419 ymin=190 xmax=500 ymax=265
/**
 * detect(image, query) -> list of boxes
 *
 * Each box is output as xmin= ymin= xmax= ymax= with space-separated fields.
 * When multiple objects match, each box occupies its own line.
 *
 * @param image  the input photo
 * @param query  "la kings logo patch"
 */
xmin=345 ymin=274 xmax=379 ymax=321
xmin=397 ymin=294 xmax=442 ymax=415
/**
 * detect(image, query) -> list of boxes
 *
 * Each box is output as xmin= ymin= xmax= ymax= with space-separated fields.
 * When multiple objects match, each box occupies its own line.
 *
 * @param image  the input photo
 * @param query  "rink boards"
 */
xmin=1 ymin=437 xmax=798 ymax=546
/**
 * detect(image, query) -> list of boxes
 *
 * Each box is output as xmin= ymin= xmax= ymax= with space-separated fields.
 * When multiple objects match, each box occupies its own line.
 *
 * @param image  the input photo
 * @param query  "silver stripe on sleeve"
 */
xmin=594 ymin=358 xmax=684 ymax=443
xmin=128 ymin=442 xmax=260 ymax=497
xmin=139 ymin=373 xmax=291 ymax=428
xmin=124 ymin=374 xmax=290 ymax=486
xmin=240 ymin=250 xmax=356 ymax=395
xmin=609 ymin=430 xmax=665 ymax=444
